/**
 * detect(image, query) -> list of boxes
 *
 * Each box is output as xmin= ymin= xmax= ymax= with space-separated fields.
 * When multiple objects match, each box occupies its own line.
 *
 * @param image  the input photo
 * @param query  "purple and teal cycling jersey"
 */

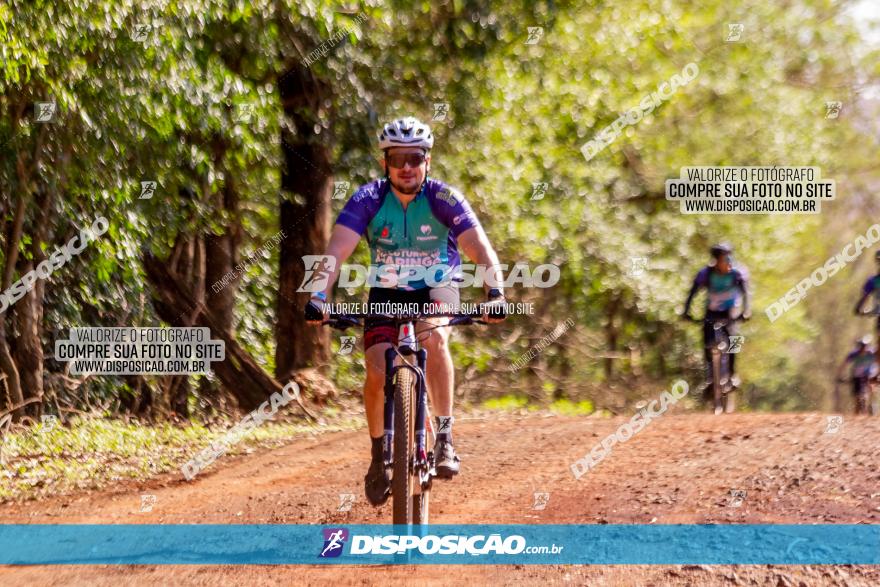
xmin=846 ymin=349 xmax=879 ymax=379
xmin=686 ymin=266 xmax=748 ymax=313
xmin=335 ymin=178 xmax=480 ymax=290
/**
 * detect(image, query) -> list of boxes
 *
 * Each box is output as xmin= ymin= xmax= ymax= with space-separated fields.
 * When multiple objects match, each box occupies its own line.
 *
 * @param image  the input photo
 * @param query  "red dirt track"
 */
xmin=2 ymin=412 xmax=880 ymax=585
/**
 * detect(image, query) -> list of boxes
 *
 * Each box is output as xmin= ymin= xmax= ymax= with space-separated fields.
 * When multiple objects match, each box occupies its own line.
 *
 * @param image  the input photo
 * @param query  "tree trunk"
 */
xmin=604 ymin=297 xmax=620 ymax=379
xmin=0 ymin=334 xmax=23 ymax=418
xmin=121 ymin=375 xmax=154 ymax=418
xmin=201 ymin=174 xmax=243 ymax=411
xmin=275 ymin=66 xmax=332 ymax=382
xmin=11 ymin=259 xmax=44 ymax=418
xmin=143 ymin=253 xmax=314 ymax=418
xmin=0 ymin=189 xmax=29 ymax=419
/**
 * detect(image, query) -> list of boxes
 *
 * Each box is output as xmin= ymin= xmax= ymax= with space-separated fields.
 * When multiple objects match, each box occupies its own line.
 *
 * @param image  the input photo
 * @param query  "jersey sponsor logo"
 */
xmin=436 ymin=186 xmax=461 ymax=206
xmin=377 ymin=225 xmax=393 ymax=244
xmin=417 ymin=224 xmax=438 ymax=241
xmin=354 ymin=184 xmax=380 ymax=202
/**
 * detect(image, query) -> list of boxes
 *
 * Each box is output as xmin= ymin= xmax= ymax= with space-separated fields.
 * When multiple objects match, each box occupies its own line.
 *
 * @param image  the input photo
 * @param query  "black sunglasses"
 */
xmin=386 ymin=152 xmax=427 ymax=168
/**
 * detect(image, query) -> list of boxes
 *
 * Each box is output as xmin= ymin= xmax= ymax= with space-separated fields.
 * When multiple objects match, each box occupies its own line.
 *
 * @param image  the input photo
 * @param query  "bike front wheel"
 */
xmin=711 ymin=350 xmax=723 ymax=415
xmin=413 ymin=493 xmax=429 ymax=525
xmin=392 ymin=367 xmax=415 ymax=525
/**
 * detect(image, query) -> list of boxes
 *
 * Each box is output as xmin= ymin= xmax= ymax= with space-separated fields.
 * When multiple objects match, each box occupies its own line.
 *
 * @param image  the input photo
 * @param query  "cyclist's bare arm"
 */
xmin=682 ymin=280 xmax=702 ymax=317
xmin=456 ymin=226 xmax=505 ymax=294
xmin=854 ymin=291 xmax=870 ymax=314
xmin=739 ymin=278 xmax=751 ymax=317
xmin=835 ymin=358 xmax=850 ymax=381
xmin=314 ymin=225 xmax=361 ymax=300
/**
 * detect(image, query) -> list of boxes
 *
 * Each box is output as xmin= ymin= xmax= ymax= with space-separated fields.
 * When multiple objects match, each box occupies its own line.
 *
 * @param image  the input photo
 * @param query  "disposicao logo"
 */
xmin=319 ymin=528 xmax=349 ymax=558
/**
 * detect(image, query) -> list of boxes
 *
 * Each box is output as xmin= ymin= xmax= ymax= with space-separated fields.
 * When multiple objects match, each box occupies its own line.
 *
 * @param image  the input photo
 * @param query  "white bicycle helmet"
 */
xmin=378 ymin=117 xmax=434 ymax=151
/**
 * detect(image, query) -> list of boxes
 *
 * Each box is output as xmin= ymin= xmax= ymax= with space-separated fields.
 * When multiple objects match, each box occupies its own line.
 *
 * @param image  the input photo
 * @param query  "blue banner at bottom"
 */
xmin=0 ymin=524 xmax=877 ymax=565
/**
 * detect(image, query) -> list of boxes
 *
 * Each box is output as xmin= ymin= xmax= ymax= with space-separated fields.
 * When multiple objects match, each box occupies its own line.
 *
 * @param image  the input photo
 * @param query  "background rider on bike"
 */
xmin=682 ymin=243 xmax=751 ymax=397
xmin=304 ymin=117 xmax=506 ymax=506
xmin=836 ymin=336 xmax=879 ymax=415
xmin=853 ymin=251 xmax=880 ymax=361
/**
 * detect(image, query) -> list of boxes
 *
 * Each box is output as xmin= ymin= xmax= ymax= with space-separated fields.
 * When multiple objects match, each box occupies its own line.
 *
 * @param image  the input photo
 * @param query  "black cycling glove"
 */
xmin=485 ymin=288 xmax=507 ymax=322
xmin=304 ymin=299 xmax=325 ymax=324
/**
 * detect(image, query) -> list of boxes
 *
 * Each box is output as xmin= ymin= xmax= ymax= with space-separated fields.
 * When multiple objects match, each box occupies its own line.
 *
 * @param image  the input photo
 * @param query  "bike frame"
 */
xmin=707 ymin=319 xmax=731 ymax=414
xmin=850 ymin=375 xmax=877 ymax=416
xmin=686 ymin=314 xmax=741 ymax=414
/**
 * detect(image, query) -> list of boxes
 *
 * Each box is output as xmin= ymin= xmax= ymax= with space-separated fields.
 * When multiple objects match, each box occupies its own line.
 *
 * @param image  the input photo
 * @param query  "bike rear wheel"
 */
xmin=724 ymin=389 xmax=736 ymax=413
xmin=711 ymin=350 xmax=723 ymax=415
xmin=856 ymin=393 xmax=869 ymax=415
xmin=392 ymin=367 xmax=415 ymax=525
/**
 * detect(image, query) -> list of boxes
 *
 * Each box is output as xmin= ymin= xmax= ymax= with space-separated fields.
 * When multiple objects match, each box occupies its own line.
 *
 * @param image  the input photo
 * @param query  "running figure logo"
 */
xmin=532 ymin=492 xmax=550 ymax=510
xmin=34 ymin=102 xmax=56 ymax=122
xmin=825 ymin=101 xmax=842 ymax=119
xmin=630 ymin=257 xmax=648 ymax=277
xmin=530 ymin=182 xmax=548 ymax=201
xmin=333 ymin=181 xmax=350 ymax=200
xmin=140 ymin=494 xmax=157 ymax=512
xmin=337 ymin=493 xmax=355 ymax=512
xmin=140 ymin=181 xmax=157 ymax=200
xmin=727 ymin=489 xmax=746 ymax=508
xmin=725 ymin=23 xmax=744 ymax=42
xmin=825 ymin=415 xmax=843 ymax=434
xmin=319 ymin=528 xmax=349 ymax=558
xmin=298 ymin=255 xmax=337 ymax=293
xmin=131 ymin=23 xmax=152 ymax=42
xmin=525 ymin=27 xmax=544 ymax=45
xmin=338 ymin=336 xmax=356 ymax=355
xmin=727 ymin=335 xmax=744 ymax=354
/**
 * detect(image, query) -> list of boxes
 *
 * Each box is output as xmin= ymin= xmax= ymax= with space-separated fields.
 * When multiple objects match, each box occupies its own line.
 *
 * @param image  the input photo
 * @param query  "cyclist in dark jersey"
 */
xmin=305 ymin=117 xmax=507 ymax=506
xmin=682 ymin=243 xmax=751 ymax=393
xmin=836 ymin=336 xmax=878 ymax=414
xmin=854 ymin=251 xmax=880 ymax=347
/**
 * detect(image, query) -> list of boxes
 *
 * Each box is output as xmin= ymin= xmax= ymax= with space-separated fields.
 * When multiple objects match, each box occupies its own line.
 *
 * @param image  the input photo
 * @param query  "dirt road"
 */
xmin=2 ymin=411 xmax=880 ymax=585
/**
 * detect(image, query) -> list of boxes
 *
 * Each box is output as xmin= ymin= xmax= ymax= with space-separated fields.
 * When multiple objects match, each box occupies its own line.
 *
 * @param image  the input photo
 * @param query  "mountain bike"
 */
xmin=685 ymin=315 xmax=743 ymax=415
xmin=855 ymin=308 xmax=880 ymax=414
xmin=323 ymin=306 xmax=485 ymax=527
xmin=837 ymin=376 xmax=876 ymax=415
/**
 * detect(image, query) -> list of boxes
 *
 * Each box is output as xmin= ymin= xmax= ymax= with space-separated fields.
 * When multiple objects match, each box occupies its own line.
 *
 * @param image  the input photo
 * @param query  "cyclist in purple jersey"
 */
xmin=682 ymin=243 xmax=751 ymax=392
xmin=304 ymin=117 xmax=507 ymax=506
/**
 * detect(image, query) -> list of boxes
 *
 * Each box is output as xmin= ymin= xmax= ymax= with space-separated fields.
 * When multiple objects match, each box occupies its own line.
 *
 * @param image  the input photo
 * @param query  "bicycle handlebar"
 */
xmin=321 ymin=308 xmax=490 ymax=331
xmin=681 ymin=314 xmax=747 ymax=325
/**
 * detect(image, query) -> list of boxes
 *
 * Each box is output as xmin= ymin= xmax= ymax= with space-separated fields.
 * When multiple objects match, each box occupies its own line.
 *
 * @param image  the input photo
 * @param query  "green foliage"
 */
xmin=0 ymin=414 xmax=363 ymax=502
xmin=0 ymin=0 xmax=877 ymax=417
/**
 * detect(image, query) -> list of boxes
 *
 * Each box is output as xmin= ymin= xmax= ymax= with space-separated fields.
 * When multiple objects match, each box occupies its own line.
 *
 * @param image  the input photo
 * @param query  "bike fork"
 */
xmin=382 ymin=347 xmax=396 ymax=466
xmin=413 ymin=349 xmax=428 ymax=463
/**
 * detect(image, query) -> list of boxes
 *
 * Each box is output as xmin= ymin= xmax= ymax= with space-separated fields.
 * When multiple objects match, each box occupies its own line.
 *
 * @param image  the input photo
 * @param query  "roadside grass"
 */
xmin=1 ymin=394 xmax=598 ymax=503
xmin=0 ymin=414 xmax=363 ymax=503
xmin=479 ymin=394 xmax=595 ymax=416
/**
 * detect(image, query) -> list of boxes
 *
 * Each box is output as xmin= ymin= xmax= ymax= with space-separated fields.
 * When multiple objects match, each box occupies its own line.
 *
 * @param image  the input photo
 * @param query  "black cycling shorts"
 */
xmin=363 ymin=285 xmax=460 ymax=349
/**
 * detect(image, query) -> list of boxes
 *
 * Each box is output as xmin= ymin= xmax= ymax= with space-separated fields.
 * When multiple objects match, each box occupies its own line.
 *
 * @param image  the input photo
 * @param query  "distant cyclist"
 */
xmin=836 ymin=336 xmax=878 ymax=415
xmin=854 ymin=250 xmax=880 ymax=336
xmin=682 ymin=243 xmax=751 ymax=395
xmin=304 ymin=117 xmax=507 ymax=506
